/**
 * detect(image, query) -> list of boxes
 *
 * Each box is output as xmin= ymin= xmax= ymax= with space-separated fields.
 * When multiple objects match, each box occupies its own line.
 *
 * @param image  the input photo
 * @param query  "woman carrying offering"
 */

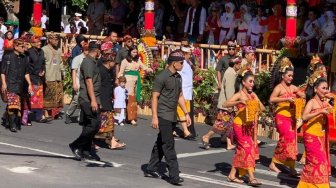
xmin=223 ymin=66 xmax=265 ymax=186
xmin=297 ymin=70 xmax=331 ymax=188
xmin=269 ymin=57 xmax=305 ymax=176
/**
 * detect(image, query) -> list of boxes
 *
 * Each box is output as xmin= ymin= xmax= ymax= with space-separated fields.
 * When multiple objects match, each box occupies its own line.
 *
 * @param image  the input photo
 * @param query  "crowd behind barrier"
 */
xmin=47 ymin=32 xmax=280 ymax=72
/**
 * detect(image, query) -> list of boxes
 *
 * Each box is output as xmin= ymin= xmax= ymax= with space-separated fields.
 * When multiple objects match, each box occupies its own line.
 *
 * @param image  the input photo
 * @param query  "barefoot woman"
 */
xmin=269 ymin=57 xmax=305 ymax=176
xmin=224 ymin=67 xmax=265 ymax=186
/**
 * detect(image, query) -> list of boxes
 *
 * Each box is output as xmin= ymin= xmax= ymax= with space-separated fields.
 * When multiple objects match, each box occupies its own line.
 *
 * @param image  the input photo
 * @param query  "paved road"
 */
xmin=0 ymin=107 xmax=335 ymax=188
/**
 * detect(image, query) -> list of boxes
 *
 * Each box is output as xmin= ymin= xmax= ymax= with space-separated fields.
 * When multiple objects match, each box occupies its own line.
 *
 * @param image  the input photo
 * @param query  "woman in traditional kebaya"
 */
xmin=297 ymin=71 xmax=331 ymax=188
xmin=269 ymin=57 xmax=305 ymax=176
xmin=299 ymin=55 xmax=327 ymax=165
xmin=223 ymin=67 xmax=265 ymax=186
xmin=118 ymin=46 xmax=152 ymax=125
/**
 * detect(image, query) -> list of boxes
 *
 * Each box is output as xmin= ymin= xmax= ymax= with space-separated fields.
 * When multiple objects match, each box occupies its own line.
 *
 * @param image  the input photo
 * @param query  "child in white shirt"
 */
xmin=114 ymin=76 xmax=127 ymax=126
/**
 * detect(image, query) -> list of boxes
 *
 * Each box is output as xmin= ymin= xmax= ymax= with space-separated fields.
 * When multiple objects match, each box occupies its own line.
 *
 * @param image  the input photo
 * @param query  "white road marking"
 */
xmin=180 ymin=173 xmax=250 ymax=188
xmin=0 ymin=142 xmax=124 ymax=167
xmin=177 ymin=149 xmax=227 ymax=159
xmin=8 ymin=166 xmax=38 ymax=174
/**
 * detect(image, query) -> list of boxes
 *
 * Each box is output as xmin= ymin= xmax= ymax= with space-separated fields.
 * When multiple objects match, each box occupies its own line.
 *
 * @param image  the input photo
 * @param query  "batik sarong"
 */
xmin=272 ymin=114 xmax=297 ymax=169
xmin=126 ymin=95 xmax=137 ymax=121
xmin=43 ymin=81 xmax=63 ymax=109
xmin=7 ymin=92 xmax=21 ymax=110
xmin=99 ymin=111 xmax=114 ymax=134
xmin=297 ymin=133 xmax=330 ymax=188
xmin=232 ymin=123 xmax=256 ymax=176
xmin=30 ymin=85 xmax=43 ymax=109
xmin=212 ymin=110 xmax=234 ymax=139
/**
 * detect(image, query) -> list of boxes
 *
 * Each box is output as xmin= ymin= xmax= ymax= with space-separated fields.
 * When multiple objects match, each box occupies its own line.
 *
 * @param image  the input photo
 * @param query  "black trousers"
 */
xmin=70 ymin=102 xmax=100 ymax=152
xmin=147 ymin=118 xmax=179 ymax=178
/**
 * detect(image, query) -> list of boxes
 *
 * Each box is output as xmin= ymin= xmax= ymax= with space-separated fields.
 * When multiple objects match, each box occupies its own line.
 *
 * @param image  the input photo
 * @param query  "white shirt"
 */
xmin=219 ymin=12 xmax=235 ymax=39
xmin=247 ymin=16 xmax=267 ymax=36
xmin=71 ymin=53 xmax=85 ymax=86
xmin=184 ymin=7 xmax=206 ymax=35
xmin=75 ymin=19 xmax=88 ymax=33
xmin=114 ymin=86 xmax=127 ymax=108
xmin=0 ymin=24 xmax=7 ymax=34
xmin=64 ymin=25 xmax=71 ymax=33
xmin=301 ymin=19 xmax=319 ymax=41
xmin=0 ymin=37 xmax=4 ymax=61
xmin=41 ymin=15 xmax=49 ymax=29
xmin=178 ymin=60 xmax=193 ymax=100
xmin=236 ymin=13 xmax=252 ymax=30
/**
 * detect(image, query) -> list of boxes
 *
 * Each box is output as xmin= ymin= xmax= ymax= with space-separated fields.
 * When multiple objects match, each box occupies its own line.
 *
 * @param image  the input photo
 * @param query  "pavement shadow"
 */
xmin=257 ymin=154 xmax=272 ymax=168
xmin=0 ymin=152 xmax=72 ymax=160
xmin=209 ymin=137 xmax=225 ymax=149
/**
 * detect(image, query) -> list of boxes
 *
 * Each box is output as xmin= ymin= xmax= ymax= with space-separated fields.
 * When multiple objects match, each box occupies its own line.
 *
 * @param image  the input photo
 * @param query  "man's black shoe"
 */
xmin=169 ymin=176 xmax=184 ymax=185
xmin=69 ymin=144 xmax=83 ymax=161
xmin=144 ymin=170 xmax=162 ymax=179
xmin=82 ymin=151 xmax=100 ymax=161
xmin=64 ymin=114 xmax=72 ymax=124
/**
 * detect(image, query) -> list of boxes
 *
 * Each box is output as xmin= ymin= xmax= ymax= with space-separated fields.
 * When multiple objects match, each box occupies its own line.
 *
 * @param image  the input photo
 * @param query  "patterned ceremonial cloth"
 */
xmin=212 ymin=110 xmax=234 ymax=139
xmin=99 ymin=111 xmax=114 ymax=134
xmin=232 ymin=123 xmax=256 ymax=176
xmin=7 ymin=92 xmax=21 ymax=110
xmin=272 ymin=114 xmax=297 ymax=169
xmin=126 ymin=95 xmax=137 ymax=121
xmin=30 ymin=85 xmax=43 ymax=109
xmin=297 ymin=113 xmax=331 ymax=188
xmin=43 ymin=81 xmax=63 ymax=109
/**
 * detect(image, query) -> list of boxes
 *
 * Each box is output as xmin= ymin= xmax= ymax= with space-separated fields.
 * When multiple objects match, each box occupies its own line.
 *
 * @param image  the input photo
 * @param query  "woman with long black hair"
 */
xmin=223 ymin=66 xmax=265 ymax=186
xmin=268 ymin=57 xmax=305 ymax=176
xmin=118 ymin=46 xmax=152 ymax=125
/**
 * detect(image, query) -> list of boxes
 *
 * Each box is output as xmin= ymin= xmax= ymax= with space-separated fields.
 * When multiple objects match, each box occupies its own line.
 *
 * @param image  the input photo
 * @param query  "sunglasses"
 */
xmin=228 ymin=47 xmax=235 ymax=50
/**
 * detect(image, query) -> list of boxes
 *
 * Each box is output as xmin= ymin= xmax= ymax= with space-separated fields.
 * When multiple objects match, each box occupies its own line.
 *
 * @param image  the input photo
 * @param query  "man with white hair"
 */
xmin=219 ymin=2 xmax=235 ymax=44
xmin=235 ymin=4 xmax=251 ymax=46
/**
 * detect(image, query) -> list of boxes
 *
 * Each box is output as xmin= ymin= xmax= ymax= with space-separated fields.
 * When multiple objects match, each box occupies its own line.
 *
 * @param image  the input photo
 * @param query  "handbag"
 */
xmin=1 ymin=54 xmax=10 ymax=103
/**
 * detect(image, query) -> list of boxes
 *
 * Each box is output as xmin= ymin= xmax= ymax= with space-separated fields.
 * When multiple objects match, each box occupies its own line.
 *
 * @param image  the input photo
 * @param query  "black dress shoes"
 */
xmin=169 ymin=176 xmax=184 ymax=185
xmin=82 ymin=151 xmax=101 ymax=161
xmin=144 ymin=170 xmax=162 ymax=179
xmin=69 ymin=144 xmax=83 ymax=161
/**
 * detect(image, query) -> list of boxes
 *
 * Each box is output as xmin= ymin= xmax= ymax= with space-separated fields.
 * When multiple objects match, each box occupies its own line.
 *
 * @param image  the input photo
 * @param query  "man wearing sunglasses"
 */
xmin=215 ymin=41 xmax=238 ymax=91
xmin=145 ymin=50 xmax=191 ymax=185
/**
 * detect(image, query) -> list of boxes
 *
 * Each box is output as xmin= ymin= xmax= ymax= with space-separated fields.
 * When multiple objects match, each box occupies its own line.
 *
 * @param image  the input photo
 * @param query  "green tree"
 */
xmin=71 ymin=0 xmax=87 ymax=10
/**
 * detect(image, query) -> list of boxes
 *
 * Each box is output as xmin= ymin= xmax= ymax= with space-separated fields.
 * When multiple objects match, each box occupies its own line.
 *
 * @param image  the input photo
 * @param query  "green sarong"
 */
xmin=125 ymin=70 xmax=141 ymax=102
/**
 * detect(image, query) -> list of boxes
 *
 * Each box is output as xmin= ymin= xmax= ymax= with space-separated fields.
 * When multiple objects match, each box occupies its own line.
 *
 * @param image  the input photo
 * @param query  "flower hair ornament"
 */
xmin=238 ymin=65 xmax=252 ymax=77
xmin=308 ymin=70 xmax=327 ymax=86
xmin=309 ymin=55 xmax=323 ymax=70
xmin=279 ymin=57 xmax=294 ymax=73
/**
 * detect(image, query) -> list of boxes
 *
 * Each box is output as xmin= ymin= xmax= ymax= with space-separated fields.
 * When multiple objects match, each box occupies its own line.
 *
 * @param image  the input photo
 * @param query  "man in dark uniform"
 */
xmin=1 ymin=39 xmax=33 ymax=132
xmin=69 ymin=41 xmax=101 ymax=161
xmin=145 ymin=50 xmax=191 ymax=185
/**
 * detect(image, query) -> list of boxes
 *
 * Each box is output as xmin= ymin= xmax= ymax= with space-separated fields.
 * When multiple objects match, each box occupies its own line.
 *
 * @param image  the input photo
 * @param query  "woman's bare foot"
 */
xmin=227 ymin=145 xmax=236 ymax=150
xmin=269 ymin=162 xmax=281 ymax=173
